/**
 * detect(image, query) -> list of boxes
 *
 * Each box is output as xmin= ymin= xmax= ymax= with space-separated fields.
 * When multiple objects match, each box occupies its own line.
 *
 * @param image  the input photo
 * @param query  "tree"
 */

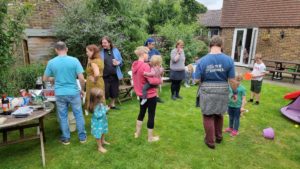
xmin=146 ymin=0 xmax=181 ymax=34
xmin=0 ymin=0 xmax=33 ymax=94
xmin=0 ymin=1 xmax=32 ymax=70
xmin=180 ymin=0 xmax=207 ymax=23
xmin=54 ymin=0 xmax=124 ymax=66
xmin=87 ymin=0 xmax=121 ymax=15
xmin=54 ymin=0 xmax=149 ymax=70
xmin=157 ymin=22 xmax=208 ymax=67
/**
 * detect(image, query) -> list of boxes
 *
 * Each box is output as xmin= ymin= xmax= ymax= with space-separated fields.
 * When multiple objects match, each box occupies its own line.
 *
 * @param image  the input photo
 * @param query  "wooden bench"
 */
xmin=268 ymin=68 xmax=300 ymax=83
xmin=118 ymin=78 xmax=133 ymax=104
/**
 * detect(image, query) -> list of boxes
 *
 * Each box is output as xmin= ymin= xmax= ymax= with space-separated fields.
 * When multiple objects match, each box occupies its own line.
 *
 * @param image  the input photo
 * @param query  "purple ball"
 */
xmin=263 ymin=127 xmax=275 ymax=139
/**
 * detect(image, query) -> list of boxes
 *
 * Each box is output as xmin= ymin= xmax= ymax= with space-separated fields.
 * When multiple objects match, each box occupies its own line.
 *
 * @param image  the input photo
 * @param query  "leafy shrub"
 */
xmin=157 ymin=22 xmax=208 ymax=68
xmin=0 ymin=64 xmax=45 ymax=96
xmin=54 ymin=0 xmax=149 ymax=73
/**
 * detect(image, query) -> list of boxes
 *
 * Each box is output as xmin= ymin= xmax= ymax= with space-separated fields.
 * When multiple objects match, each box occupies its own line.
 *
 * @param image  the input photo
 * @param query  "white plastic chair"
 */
xmin=128 ymin=71 xmax=138 ymax=100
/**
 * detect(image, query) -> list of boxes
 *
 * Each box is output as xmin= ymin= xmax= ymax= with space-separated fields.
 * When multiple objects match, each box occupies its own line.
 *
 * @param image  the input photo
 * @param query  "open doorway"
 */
xmin=22 ymin=39 xmax=30 ymax=64
xmin=231 ymin=28 xmax=258 ymax=66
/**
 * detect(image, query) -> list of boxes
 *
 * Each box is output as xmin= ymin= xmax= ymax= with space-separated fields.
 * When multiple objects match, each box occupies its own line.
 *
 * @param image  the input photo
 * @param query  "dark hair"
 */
xmin=88 ymin=88 xmax=105 ymax=113
xmin=209 ymin=35 xmax=223 ymax=48
xmin=55 ymin=41 xmax=67 ymax=51
xmin=100 ymin=36 xmax=114 ymax=49
xmin=86 ymin=44 xmax=100 ymax=60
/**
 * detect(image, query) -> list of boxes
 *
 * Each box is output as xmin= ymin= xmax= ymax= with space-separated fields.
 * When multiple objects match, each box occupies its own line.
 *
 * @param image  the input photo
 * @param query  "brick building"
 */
xmin=10 ymin=0 xmax=68 ymax=64
xmin=200 ymin=0 xmax=300 ymax=67
xmin=198 ymin=10 xmax=221 ymax=38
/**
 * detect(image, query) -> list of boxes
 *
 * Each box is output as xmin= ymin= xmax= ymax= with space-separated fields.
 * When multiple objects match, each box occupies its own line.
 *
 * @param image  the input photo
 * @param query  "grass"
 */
xmin=1 ymin=81 xmax=300 ymax=169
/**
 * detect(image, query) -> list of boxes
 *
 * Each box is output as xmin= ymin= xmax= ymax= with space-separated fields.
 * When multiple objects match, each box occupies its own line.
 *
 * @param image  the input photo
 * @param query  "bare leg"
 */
xmin=255 ymin=93 xmax=260 ymax=102
xmin=98 ymin=135 xmax=107 ymax=153
xmin=110 ymin=98 xmax=116 ymax=107
xmin=101 ymin=134 xmax=110 ymax=145
xmin=250 ymin=92 xmax=254 ymax=100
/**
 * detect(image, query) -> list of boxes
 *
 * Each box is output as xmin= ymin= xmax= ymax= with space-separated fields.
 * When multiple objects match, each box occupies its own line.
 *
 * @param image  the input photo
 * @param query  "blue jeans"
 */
xmin=228 ymin=107 xmax=241 ymax=131
xmin=55 ymin=94 xmax=86 ymax=141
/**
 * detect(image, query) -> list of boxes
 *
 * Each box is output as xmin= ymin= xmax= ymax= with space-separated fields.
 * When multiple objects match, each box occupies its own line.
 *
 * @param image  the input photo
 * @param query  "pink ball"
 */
xmin=263 ymin=127 xmax=275 ymax=139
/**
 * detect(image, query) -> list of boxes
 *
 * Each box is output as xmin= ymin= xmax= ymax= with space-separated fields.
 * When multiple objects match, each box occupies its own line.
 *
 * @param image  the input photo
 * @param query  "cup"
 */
xmin=43 ymin=100 xmax=51 ymax=109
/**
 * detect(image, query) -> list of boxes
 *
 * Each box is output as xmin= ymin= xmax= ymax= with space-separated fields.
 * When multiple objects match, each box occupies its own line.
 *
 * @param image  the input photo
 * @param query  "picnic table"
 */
xmin=0 ymin=103 xmax=55 ymax=167
xmin=263 ymin=59 xmax=300 ymax=83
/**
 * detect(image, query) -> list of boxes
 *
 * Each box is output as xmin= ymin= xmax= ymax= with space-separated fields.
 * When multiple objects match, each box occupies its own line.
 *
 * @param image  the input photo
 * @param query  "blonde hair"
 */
xmin=235 ymin=74 xmax=243 ymax=82
xmin=88 ymin=88 xmax=105 ymax=113
xmin=176 ymin=40 xmax=184 ymax=48
xmin=187 ymin=64 xmax=194 ymax=72
xmin=134 ymin=46 xmax=149 ymax=57
xmin=150 ymin=55 xmax=162 ymax=66
xmin=255 ymin=53 xmax=262 ymax=59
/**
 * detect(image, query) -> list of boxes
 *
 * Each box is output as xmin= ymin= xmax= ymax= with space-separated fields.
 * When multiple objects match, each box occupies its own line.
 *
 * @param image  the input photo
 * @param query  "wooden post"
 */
xmin=39 ymin=118 xmax=46 ymax=167
xmin=39 ymin=117 xmax=46 ymax=142
xmin=20 ymin=128 xmax=24 ymax=139
xmin=3 ymin=131 xmax=7 ymax=143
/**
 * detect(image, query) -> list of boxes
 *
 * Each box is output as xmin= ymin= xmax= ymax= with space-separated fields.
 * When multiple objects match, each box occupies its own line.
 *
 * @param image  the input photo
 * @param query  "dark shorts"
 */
xmin=104 ymin=75 xmax=119 ymax=99
xmin=251 ymin=80 xmax=263 ymax=93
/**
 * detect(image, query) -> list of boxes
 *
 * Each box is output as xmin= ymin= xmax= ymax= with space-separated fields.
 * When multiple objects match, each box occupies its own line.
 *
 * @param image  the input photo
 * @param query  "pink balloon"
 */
xmin=263 ymin=127 xmax=275 ymax=139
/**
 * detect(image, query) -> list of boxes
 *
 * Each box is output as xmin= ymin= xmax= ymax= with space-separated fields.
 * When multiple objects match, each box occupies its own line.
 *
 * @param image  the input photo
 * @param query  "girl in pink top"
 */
xmin=131 ymin=46 xmax=161 ymax=142
xmin=141 ymin=55 xmax=164 ymax=105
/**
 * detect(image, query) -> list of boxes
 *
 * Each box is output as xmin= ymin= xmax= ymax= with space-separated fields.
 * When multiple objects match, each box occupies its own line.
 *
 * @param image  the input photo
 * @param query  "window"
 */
xmin=208 ymin=28 xmax=220 ymax=38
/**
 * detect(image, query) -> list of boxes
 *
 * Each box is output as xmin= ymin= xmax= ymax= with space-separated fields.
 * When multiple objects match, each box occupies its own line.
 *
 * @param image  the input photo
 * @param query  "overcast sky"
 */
xmin=196 ymin=0 xmax=223 ymax=10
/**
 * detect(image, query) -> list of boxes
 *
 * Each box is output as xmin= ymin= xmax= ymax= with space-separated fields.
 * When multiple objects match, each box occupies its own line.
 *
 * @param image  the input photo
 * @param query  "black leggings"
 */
xmin=137 ymin=96 xmax=157 ymax=129
xmin=171 ymin=80 xmax=182 ymax=96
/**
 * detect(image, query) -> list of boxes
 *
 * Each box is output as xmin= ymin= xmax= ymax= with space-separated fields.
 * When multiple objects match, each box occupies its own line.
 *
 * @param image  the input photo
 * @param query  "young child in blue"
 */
xmin=89 ymin=88 xmax=110 ymax=153
xmin=224 ymin=74 xmax=246 ymax=136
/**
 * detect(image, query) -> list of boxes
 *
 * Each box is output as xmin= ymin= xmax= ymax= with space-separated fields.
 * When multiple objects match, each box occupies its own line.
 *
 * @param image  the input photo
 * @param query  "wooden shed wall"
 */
xmin=27 ymin=37 xmax=56 ymax=64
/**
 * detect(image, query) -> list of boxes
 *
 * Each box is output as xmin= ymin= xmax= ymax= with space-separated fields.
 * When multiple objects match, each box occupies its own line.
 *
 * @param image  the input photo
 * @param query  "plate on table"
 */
xmin=28 ymin=105 xmax=44 ymax=110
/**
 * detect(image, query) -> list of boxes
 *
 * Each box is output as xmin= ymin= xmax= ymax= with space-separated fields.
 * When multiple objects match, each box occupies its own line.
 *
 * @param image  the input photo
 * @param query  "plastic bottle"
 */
xmin=35 ymin=76 xmax=43 ymax=89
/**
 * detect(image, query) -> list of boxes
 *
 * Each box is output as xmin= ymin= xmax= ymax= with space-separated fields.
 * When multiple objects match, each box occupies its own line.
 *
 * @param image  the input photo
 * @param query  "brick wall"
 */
xmin=25 ymin=0 xmax=64 ymax=29
xmin=221 ymin=28 xmax=234 ymax=56
xmin=222 ymin=27 xmax=300 ymax=63
xmin=256 ymin=28 xmax=300 ymax=62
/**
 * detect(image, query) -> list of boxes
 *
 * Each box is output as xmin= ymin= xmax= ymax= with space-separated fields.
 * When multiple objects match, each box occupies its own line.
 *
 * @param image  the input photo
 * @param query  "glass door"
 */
xmin=231 ymin=29 xmax=247 ymax=65
xmin=231 ymin=28 xmax=259 ymax=66
xmin=248 ymin=28 xmax=258 ymax=65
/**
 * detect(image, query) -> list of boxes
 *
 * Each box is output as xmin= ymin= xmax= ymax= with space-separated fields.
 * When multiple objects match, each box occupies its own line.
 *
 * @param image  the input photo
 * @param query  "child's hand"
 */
xmin=231 ymin=94 xmax=238 ymax=102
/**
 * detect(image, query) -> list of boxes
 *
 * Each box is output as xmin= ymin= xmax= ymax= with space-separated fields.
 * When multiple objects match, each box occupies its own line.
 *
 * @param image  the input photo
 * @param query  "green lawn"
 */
xmin=1 ymin=81 xmax=300 ymax=169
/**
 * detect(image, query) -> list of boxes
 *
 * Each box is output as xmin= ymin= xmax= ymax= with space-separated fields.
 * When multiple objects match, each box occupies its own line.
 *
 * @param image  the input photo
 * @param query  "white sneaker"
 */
xmin=85 ymin=109 xmax=89 ymax=116
xmin=184 ymin=83 xmax=190 ymax=88
xmin=140 ymin=99 xmax=147 ymax=105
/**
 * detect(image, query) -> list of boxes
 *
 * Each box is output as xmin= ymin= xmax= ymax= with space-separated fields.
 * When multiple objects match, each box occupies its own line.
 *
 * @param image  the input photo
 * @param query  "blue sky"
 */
xmin=196 ymin=0 xmax=223 ymax=10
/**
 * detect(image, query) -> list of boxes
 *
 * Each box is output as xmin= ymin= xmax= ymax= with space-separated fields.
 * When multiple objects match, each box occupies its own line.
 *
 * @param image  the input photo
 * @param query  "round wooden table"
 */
xmin=0 ymin=103 xmax=54 ymax=167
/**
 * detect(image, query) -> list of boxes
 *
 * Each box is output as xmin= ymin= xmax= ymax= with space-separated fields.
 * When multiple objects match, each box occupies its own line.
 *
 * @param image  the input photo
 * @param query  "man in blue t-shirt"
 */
xmin=195 ymin=36 xmax=237 ymax=149
xmin=43 ymin=41 xmax=86 ymax=145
